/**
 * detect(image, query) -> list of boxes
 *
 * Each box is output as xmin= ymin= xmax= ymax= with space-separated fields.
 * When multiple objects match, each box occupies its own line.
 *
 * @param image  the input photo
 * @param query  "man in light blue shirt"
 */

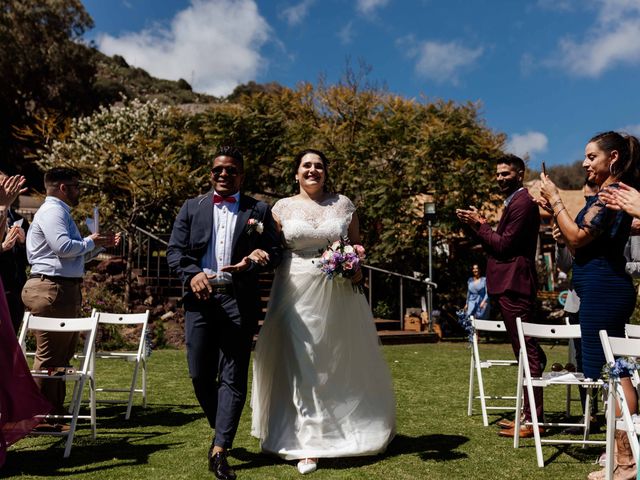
xmin=22 ymin=167 xmax=118 ymax=427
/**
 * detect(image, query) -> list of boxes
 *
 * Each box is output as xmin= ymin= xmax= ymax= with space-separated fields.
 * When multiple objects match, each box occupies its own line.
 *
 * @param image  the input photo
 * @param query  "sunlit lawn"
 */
xmin=3 ymin=342 xmax=604 ymax=479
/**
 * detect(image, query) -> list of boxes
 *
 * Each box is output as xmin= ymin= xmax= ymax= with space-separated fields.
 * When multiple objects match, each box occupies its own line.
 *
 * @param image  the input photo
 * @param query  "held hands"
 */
xmin=220 ymin=249 xmax=270 ymax=274
xmin=599 ymin=182 xmax=640 ymax=219
xmin=455 ymin=206 xmax=486 ymax=228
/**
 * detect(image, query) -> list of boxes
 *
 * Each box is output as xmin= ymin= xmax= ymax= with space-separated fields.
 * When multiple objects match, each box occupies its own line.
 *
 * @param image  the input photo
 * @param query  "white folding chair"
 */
xmin=17 ymin=313 xmax=98 ymax=458
xmin=92 ymin=310 xmax=150 ymax=419
xmin=514 ymin=318 xmax=605 ymax=467
xmin=565 ymin=317 xmax=583 ymax=416
xmin=624 ymin=324 xmax=640 ymax=388
xmin=599 ymin=330 xmax=640 ymax=480
xmin=467 ymin=316 xmax=519 ymax=426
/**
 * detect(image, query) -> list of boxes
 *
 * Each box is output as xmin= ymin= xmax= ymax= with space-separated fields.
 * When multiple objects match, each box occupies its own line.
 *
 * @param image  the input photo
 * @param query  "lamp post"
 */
xmin=424 ymin=197 xmax=436 ymax=330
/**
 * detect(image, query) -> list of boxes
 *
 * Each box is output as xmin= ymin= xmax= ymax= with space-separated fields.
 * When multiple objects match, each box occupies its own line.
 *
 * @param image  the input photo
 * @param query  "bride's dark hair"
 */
xmin=293 ymin=149 xmax=331 ymax=192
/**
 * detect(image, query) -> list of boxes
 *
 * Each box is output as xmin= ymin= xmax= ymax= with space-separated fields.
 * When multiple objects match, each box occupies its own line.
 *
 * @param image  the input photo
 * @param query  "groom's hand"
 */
xmin=220 ymin=257 xmax=252 ymax=273
xmin=221 ymin=249 xmax=270 ymax=273
xmin=190 ymin=272 xmax=215 ymax=300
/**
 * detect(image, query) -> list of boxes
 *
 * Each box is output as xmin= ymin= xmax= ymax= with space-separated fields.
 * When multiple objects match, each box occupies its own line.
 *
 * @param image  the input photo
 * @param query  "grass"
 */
xmin=2 ymin=342 xmax=605 ymax=479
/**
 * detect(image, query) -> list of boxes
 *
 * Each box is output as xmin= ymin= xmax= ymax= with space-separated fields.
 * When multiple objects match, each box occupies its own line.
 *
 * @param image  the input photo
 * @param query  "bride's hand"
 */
xmin=248 ymin=248 xmax=270 ymax=267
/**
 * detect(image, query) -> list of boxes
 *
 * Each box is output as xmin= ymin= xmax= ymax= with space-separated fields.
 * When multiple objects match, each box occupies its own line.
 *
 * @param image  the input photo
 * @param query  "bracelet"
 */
xmin=554 ymin=206 xmax=566 ymax=219
xmin=551 ymin=199 xmax=563 ymax=208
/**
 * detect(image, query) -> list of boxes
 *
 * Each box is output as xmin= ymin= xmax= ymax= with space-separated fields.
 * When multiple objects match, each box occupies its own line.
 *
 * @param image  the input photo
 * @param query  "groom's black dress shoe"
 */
xmin=208 ymin=449 xmax=237 ymax=480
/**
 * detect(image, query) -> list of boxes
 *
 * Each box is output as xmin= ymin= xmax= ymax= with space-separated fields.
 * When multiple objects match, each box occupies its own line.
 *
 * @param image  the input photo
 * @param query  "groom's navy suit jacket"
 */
xmin=166 ymin=190 xmax=282 ymax=328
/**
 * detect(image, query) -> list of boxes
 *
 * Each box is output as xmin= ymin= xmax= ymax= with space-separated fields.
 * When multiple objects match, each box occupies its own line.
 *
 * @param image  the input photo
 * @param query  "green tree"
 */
xmin=0 ymin=0 xmax=97 ymax=177
xmin=38 ymin=98 xmax=210 ymax=305
xmin=197 ymin=74 xmax=505 ymax=311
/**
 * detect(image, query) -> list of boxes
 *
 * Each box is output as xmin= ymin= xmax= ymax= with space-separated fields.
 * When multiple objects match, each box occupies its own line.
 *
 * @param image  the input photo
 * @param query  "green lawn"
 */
xmin=3 ymin=342 xmax=604 ymax=479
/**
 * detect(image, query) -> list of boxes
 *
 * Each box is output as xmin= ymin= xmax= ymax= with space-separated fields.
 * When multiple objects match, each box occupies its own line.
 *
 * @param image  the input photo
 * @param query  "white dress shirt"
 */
xmin=26 ymin=196 xmax=95 ymax=278
xmin=200 ymin=191 xmax=240 ymax=284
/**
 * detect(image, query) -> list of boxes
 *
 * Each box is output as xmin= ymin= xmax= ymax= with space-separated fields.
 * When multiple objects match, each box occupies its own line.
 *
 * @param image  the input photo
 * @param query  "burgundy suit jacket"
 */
xmin=476 ymin=188 xmax=540 ymax=297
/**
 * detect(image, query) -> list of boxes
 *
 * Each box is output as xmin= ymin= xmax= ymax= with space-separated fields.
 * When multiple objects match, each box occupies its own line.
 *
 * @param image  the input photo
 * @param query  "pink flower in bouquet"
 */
xmin=315 ymin=236 xmax=366 ymax=289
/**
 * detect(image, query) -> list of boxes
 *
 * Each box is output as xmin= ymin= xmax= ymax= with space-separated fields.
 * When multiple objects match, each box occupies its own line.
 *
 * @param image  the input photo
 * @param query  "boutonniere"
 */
xmin=246 ymin=218 xmax=264 ymax=235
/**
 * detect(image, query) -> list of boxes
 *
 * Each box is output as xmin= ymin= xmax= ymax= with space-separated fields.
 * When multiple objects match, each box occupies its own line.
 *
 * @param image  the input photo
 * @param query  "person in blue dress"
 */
xmin=539 ymin=131 xmax=640 ymax=480
xmin=464 ymin=264 xmax=490 ymax=319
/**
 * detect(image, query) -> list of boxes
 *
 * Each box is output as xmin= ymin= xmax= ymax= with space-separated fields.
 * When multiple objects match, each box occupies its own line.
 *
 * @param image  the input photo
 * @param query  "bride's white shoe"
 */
xmin=297 ymin=458 xmax=318 ymax=474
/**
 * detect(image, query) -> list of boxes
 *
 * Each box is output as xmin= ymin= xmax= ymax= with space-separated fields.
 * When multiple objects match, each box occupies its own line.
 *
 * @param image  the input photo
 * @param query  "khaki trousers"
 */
xmin=22 ymin=276 xmax=83 ymax=415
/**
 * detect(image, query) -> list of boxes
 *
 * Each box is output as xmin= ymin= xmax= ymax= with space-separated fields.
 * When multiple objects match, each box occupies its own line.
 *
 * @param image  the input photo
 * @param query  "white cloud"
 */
xmin=551 ymin=0 xmax=640 ymax=77
xmin=280 ymin=0 xmax=315 ymax=26
xmin=622 ymin=124 xmax=640 ymax=137
xmin=404 ymin=39 xmax=483 ymax=84
xmin=506 ymin=131 xmax=549 ymax=159
xmin=357 ymin=0 xmax=390 ymax=15
xmin=535 ymin=0 xmax=576 ymax=11
xmin=96 ymin=0 xmax=270 ymax=97
xmin=338 ymin=21 xmax=354 ymax=44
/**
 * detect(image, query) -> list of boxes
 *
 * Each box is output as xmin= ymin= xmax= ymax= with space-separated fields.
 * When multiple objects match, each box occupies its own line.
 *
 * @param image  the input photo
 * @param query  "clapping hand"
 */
xmin=2 ymin=225 xmax=25 ymax=251
xmin=455 ymin=206 xmax=486 ymax=228
xmin=599 ymin=182 xmax=640 ymax=219
xmin=0 ymin=175 xmax=27 ymax=207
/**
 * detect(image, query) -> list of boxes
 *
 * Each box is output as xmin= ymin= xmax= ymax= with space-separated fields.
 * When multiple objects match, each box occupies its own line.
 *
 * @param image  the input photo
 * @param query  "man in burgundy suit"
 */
xmin=457 ymin=154 xmax=546 ymax=438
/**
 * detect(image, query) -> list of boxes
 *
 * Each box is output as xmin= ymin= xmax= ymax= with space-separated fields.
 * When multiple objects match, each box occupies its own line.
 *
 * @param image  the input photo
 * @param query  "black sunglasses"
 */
xmin=212 ymin=166 xmax=241 ymax=176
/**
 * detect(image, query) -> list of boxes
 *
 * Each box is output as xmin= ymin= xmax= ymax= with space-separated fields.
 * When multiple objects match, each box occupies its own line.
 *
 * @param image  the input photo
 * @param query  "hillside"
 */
xmin=91 ymin=49 xmax=220 ymax=107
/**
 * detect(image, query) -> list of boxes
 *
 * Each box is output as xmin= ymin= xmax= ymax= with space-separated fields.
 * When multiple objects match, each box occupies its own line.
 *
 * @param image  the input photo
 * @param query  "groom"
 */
xmin=167 ymin=146 xmax=281 ymax=479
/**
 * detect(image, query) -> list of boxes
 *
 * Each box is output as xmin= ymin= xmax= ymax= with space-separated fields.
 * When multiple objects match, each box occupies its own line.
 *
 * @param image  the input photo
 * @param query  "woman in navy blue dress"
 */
xmin=539 ymin=131 xmax=640 ymax=480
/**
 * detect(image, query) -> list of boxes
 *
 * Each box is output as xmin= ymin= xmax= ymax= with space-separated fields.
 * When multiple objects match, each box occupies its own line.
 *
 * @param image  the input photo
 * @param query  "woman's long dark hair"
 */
xmin=589 ymin=131 xmax=640 ymax=188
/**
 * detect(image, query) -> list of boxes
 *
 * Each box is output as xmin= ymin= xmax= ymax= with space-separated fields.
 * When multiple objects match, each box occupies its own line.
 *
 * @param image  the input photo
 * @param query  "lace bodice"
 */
xmin=273 ymin=194 xmax=356 ymax=256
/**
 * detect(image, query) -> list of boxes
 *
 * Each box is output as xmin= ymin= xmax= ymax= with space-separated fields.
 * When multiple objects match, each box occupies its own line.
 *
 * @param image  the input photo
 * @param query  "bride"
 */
xmin=251 ymin=149 xmax=396 ymax=475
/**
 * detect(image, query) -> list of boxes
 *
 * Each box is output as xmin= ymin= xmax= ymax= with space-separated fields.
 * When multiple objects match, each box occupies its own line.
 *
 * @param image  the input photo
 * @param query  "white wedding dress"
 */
xmin=251 ymin=194 xmax=396 ymax=460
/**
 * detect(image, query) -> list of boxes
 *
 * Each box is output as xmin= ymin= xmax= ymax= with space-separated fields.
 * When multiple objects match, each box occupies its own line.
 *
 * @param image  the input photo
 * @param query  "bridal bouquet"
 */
xmin=316 ymin=237 xmax=366 ymax=291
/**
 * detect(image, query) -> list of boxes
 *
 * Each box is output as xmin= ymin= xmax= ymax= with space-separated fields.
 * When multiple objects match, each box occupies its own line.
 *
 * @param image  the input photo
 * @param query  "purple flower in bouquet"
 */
xmin=315 ymin=237 xmax=366 ymax=292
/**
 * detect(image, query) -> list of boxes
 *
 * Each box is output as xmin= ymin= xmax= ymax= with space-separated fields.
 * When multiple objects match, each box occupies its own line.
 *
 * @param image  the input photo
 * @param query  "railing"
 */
xmin=126 ymin=226 xmax=438 ymax=327
xmin=362 ymin=264 xmax=437 ymax=330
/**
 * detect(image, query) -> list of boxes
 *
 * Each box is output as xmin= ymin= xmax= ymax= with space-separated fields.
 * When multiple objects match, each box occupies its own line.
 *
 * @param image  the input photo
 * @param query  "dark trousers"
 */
xmin=497 ymin=292 xmax=546 ymax=422
xmin=21 ymin=276 xmax=82 ymax=415
xmin=566 ymin=311 xmax=597 ymax=415
xmin=184 ymin=293 xmax=254 ymax=449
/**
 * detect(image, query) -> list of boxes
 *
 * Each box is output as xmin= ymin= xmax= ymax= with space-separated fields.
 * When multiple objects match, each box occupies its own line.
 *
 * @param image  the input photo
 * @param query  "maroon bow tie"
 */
xmin=213 ymin=194 xmax=237 ymax=204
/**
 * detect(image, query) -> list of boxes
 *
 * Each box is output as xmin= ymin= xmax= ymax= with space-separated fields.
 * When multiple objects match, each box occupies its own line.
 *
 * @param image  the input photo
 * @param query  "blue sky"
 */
xmin=81 ymin=0 xmax=640 ymax=169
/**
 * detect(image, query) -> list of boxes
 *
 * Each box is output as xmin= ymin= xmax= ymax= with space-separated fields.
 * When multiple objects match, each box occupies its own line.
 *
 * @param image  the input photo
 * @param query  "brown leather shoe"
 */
xmin=497 ymin=419 xmax=515 ymax=429
xmin=32 ymin=422 xmax=58 ymax=432
xmin=498 ymin=425 xmax=544 ymax=438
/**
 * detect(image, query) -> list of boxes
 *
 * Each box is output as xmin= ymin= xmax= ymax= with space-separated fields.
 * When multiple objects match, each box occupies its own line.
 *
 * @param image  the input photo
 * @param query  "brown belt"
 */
xmin=29 ymin=274 xmax=83 ymax=284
